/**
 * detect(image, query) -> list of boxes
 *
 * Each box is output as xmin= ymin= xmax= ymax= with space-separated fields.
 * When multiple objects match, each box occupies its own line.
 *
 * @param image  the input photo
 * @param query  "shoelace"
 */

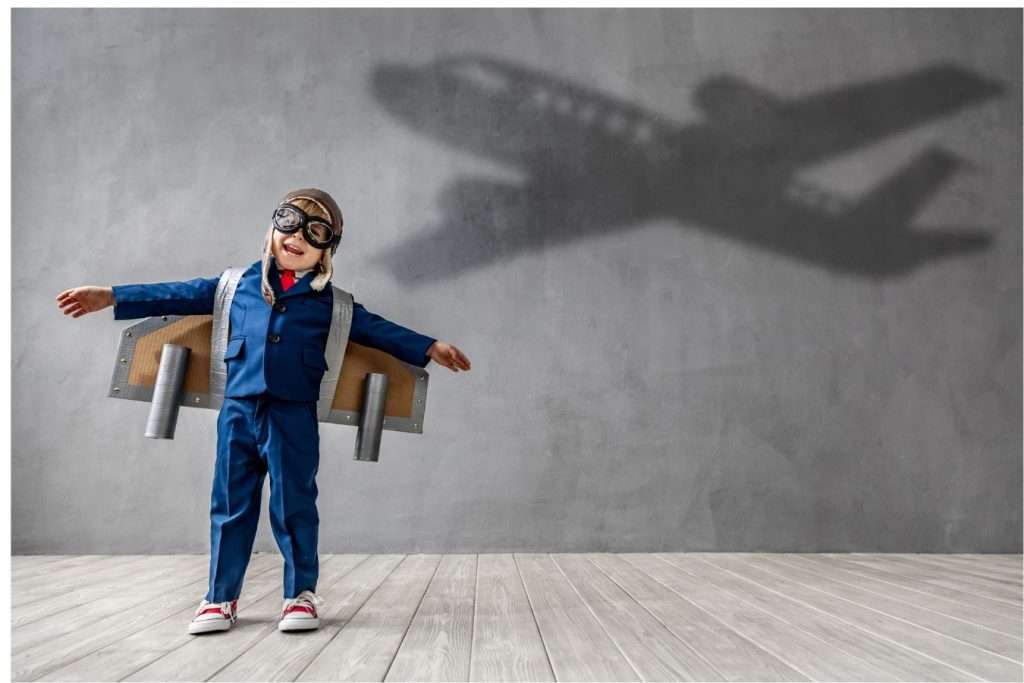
xmin=283 ymin=590 xmax=323 ymax=616
xmin=195 ymin=599 xmax=233 ymax=619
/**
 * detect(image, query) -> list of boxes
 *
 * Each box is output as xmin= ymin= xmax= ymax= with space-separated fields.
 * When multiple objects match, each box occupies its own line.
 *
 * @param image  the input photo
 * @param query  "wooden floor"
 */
xmin=11 ymin=553 xmax=1023 ymax=682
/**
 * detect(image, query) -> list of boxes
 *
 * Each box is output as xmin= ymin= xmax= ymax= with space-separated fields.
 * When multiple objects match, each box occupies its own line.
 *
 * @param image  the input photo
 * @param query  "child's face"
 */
xmin=272 ymin=227 xmax=325 ymax=271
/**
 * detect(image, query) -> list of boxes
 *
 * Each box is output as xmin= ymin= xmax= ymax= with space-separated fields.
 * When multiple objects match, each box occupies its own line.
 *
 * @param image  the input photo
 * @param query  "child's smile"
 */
xmin=272 ymin=230 xmax=323 ymax=271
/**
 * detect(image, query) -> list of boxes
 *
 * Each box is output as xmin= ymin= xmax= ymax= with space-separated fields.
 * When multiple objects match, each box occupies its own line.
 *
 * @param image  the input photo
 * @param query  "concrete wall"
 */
xmin=13 ymin=8 xmax=1021 ymax=553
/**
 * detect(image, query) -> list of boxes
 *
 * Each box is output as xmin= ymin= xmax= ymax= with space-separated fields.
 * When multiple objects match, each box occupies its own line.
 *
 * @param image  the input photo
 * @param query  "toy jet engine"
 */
xmin=108 ymin=270 xmax=428 ymax=462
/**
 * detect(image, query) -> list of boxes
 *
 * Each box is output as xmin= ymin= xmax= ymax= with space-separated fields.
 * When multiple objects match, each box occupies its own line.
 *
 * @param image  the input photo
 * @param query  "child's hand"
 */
xmin=427 ymin=341 xmax=471 ymax=372
xmin=56 ymin=286 xmax=114 ymax=318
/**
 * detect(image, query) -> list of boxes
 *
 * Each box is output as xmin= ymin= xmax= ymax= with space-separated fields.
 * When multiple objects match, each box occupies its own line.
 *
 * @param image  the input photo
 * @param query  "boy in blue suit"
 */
xmin=56 ymin=188 xmax=471 ymax=634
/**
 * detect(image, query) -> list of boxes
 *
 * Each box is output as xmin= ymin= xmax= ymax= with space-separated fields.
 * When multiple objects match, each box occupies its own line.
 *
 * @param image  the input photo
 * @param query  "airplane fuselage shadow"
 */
xmin=367 ymin=56 xmax=1003 ymax=284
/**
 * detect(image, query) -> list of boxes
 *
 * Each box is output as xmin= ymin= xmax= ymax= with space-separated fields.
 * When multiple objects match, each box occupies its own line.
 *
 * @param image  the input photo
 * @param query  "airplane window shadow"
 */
xmin=367 ymin=55 xmax=1004 ymax=285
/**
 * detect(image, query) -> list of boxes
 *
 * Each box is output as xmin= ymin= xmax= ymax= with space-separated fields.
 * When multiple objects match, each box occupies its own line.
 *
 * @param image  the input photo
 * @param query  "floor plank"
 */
xmin=775 ymin=554 xmax=1023 ymax=638
xmin=296 ymin=554 xmax=441 ymax=682
xmin=756 ymin=554 xmax=1023 ymax=661
xmin=13 ymin=554 xmax=277 ymax=682
xmin=385 ymin=554 xmax=476 ymax=682
xmin=660 ymin=554 xmax=976 ymax=682
xmin=620 ymin=553 xmax=896 ymax=682
xmin=555 ymin=554 xmax=725 ymax=681
xmin=469 ymin=553 xmax=554 ymax=682
xmin=13 ymin=553 xmax=1021 ymax=683
xmin=834 ymin=554 xmax=1022 ymax=605
xmin=870 ymin=554 xmax=1022 ymax=574
xmin=590 ymin=553 xmax=806 ymax=681
xmin=14 ymin=555 xmax=157 ymax=606
xmin=14 ymin=556 xmax=209 ymax=653
xmin=875 ymin=553 xmax=1023 ymax=585
xmin=12 ymin=555 xmax=106 ymax=577
xmin=36 ymin=555 xmax=287 ymax=682
xmin=515 ymin=553 xmax=639 ymax=681
xmin=12 ymin=555 xmax=65 ymax=567
xmin=697 ymin=553 xmax=1023 ymax=681
xmin=819 ymin=553 xmax=1022 ymax=618
xmin=14 ymin=557 xmax=208 ymax=628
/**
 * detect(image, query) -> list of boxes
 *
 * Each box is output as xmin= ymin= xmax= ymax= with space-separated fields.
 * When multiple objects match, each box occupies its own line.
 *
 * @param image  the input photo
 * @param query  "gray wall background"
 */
xmin=13 ymin=8 xmax=1021 ymax=553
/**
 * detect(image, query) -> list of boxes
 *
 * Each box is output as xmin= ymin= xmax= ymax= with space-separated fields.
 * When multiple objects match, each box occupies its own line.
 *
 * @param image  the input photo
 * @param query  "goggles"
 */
xmin=272 ymin=202 xmax=340 ymax=250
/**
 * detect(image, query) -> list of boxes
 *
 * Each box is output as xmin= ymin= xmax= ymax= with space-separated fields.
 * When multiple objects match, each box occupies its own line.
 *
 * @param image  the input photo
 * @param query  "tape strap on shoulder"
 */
xmin=208 ymin=267 xmax=246 ymax=409
xmin=317 ymin=286 xmax=354 ymax=421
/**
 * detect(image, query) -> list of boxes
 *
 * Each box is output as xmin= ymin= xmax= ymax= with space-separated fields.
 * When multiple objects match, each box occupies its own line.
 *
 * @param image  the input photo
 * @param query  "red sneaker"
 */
xmin=188 ymin=598 xmax=238 ymax=634
xmin=279 ymin=590 xmax=322 ymax=631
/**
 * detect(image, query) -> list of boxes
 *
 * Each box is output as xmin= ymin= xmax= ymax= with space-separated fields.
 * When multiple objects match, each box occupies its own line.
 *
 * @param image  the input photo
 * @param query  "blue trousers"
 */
xmin=206 ymin=392 xmax=321 ymax=601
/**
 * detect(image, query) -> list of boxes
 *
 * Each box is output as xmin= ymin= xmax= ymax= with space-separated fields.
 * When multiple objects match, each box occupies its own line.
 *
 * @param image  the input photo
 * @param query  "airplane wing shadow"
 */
xmin=369 ymin=175 xmax=659 ymax=285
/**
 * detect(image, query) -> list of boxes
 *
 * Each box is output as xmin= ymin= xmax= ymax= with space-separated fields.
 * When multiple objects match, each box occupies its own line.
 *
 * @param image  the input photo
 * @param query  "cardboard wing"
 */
xmin=108 ymin=314 xmax=429 ymax=437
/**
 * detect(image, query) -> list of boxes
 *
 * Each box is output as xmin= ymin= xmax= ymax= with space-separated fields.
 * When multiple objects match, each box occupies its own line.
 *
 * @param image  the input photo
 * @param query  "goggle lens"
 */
xmin=306 ymin=221 xmax=333 ymax=244
xmin=273 ymin=206 xmax=304 ymax=229
xmin=272 ymin=203 xmax=337 ymax=248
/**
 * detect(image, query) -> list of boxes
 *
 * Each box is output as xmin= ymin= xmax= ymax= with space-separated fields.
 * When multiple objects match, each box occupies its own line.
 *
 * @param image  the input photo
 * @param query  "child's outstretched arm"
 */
xmin=56 ymin=273 xmax=223 ymax=320
xmin=351 ymin=301 xmax=471 ymax=372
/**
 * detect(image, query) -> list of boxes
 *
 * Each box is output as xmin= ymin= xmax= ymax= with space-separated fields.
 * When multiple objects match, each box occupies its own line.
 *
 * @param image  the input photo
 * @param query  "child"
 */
xmin=56 ymin=188 xmax=471 ymax=634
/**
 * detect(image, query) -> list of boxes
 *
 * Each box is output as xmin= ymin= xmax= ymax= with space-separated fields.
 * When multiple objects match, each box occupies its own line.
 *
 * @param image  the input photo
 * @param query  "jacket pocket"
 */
xmin=224 ymin=336 xmax=246 ymax=360
xmin=302 ymin=345 xmax=328 ymax=371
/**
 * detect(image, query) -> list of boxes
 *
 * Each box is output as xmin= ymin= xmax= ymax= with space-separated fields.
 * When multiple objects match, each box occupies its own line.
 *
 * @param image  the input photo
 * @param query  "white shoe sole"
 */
xmin=189 ymin=618 xmax=233 ymax=634
xmin=278 ymin=617 xmax=320 ymax=631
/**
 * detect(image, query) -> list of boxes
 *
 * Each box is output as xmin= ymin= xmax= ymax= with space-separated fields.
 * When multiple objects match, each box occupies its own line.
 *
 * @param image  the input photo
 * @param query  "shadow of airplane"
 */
xmin=368 ymin=56 xmax=1004 ymax=284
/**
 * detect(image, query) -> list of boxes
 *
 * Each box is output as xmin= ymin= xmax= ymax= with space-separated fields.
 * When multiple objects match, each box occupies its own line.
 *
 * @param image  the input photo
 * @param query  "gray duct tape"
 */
xmin=316 ymin=286 xmax=354 ymax=421
xmin=145 ymin=343 xmax=191 ymax=439
xmin=208 ymin=267 xmax=246 ymax=410
xmin=354 ymin=372 xmax=389 ymax=462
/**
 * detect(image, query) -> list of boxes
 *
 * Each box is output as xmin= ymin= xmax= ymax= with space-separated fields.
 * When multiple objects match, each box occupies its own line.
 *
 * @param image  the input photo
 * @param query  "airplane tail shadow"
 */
xmin=838 ymin=146 xmax=994 ymax=273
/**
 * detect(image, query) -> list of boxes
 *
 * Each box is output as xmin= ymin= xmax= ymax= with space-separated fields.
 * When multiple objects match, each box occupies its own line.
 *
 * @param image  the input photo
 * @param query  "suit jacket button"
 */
xmin=275 ymin=303 xmax=287 ymax=313
xmin=268 ymin=334 xmax=281 ymax=343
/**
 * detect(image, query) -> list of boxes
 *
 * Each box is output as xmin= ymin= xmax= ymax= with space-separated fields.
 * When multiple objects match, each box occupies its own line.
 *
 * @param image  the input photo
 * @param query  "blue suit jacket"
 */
xmin=112 ymin=259 xmax=436 ymax=402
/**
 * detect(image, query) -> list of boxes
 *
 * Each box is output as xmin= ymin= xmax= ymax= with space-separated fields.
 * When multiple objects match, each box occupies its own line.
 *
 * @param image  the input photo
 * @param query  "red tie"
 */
xmin=280 ymin=269 xmax=296 ymax=291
